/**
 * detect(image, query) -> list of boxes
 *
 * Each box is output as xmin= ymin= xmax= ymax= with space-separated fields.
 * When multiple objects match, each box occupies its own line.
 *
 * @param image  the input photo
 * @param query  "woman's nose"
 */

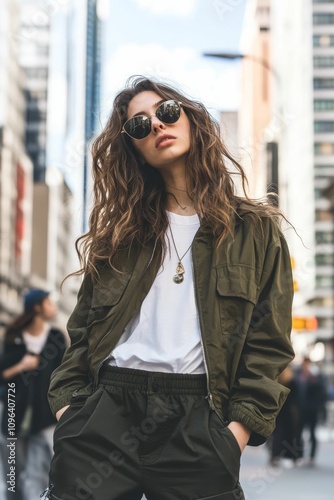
xmin=151 ymin=115 xmax=166 ymax=133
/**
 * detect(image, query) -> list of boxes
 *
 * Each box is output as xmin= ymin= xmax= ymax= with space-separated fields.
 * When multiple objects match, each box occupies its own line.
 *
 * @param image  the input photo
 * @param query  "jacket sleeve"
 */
xmin=227 ymin=222 xmax=295 ymax=446
xmin=48 ymin=274 xmax=94 ymax=415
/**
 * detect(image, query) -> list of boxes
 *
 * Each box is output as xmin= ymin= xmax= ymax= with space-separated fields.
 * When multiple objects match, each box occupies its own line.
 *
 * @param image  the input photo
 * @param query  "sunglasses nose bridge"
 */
xmin=150 ymin=114 xmax=166 ymax=133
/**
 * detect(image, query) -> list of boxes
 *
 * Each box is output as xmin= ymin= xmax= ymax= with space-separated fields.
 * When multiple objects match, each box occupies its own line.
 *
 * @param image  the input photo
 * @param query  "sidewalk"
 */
xmin=240 ymin=427 xmax=334 ymax=500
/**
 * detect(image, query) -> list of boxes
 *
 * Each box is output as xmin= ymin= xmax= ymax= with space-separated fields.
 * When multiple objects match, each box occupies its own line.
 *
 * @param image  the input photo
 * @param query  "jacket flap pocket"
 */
xmin=216 ymin=265 xmax=258 ymax=305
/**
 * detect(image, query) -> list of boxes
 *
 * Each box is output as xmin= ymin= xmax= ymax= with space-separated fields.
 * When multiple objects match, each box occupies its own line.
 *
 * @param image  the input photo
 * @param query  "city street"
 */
xmin=239 ymin=427 xmax=334 ymax=500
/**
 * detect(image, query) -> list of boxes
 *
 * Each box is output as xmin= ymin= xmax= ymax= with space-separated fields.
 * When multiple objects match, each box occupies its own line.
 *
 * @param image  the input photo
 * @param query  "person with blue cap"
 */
xmin=0 ymin=288 xmax=66 ymax=500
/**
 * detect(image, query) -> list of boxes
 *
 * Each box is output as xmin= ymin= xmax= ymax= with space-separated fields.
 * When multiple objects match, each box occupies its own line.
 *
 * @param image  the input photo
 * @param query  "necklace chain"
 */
xmin=166 ymin=192 xmax=187 ymax=210
xmin=169 ymin=225 xmax=192 ymax=284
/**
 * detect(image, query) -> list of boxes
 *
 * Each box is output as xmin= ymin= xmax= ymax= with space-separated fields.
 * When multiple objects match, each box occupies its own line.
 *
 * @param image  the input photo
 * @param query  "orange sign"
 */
xmin=292 ymin=317 xmax=318 ymax=331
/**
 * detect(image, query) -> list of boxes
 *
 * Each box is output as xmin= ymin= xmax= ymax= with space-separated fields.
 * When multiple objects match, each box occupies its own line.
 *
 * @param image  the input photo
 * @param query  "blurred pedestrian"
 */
xmin=297 ymin=357 xmax=328 ymax=466
xmin=0 ymin=288 xmax=66 ymax=500
xmin=269 ymin=365 xmax=302 ymax=467
xmin=45 ymin=76 xmax=294 ymax=500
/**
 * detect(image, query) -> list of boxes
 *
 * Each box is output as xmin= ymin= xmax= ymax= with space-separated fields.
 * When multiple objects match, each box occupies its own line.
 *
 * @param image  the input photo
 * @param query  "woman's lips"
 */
xmin=155 ymin=135 xmax=176 ymax=148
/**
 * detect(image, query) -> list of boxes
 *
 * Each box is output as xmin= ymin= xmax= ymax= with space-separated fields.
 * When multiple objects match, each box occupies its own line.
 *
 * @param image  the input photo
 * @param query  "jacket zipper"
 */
xmin=93 ymin=240 xmax=158 ymax=389
xmin=191 ymin=246 xmax=228 ymax=426
xmin=191 ymin=247 xmax=215 ymax=410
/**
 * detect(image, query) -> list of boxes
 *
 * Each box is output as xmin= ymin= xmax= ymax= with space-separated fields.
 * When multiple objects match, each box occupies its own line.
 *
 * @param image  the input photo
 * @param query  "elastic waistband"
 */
xmin=99 ymin=366 xmax=207 ymax=395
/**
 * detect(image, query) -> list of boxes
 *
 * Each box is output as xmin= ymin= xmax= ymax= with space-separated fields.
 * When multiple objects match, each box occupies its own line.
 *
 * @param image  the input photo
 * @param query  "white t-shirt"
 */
xmin=108 ymin=211 xmax=205 ymax=374
xmin=22 ymin=326 xmax=49 ymax=354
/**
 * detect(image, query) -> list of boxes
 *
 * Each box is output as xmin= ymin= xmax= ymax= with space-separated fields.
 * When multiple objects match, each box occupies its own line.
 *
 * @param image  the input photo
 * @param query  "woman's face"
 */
xmin=36 ymin=297 xmax=57 ymax=321
xmin=126 ymin=90 xmax=191 ymax=171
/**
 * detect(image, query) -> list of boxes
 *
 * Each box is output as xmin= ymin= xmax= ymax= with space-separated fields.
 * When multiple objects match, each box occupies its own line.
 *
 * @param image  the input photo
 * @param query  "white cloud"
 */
xmin=134 ymin=0 xmax=198 ymax=16
xmin=102 ymin=43 xmax=240 ymax=121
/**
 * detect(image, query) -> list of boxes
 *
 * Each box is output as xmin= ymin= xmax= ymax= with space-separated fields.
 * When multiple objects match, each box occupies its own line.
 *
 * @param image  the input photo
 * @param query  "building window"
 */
xmin=316 ymin=231 xmax=334 ymax=243
xmin=28 ymin=151 xmax=38 ymax=167
xmin=315 ymin=188 xmax=324 ymax=199
xmin=316 ymin=209 xmax=333 ymax=221
xmin=25 ymin=90 xmax=47 ymax=102
xmin=24 ymin=68 xmax=48 ymax=79
xmin=26 ymin=131 xmax=39 ymax=144
xmin=314 ymin=142 xmax=334 ymax=155
xmin=314 ymin=78 xmax=334 ymax=89
xmin=314 ymin=56 xmax=334 ymax=67
xmin=314 ymin=35 xmax=334 ymax=47
xmin=26 ymin=108 xmax=46 ymax=122
xmin=315 ymin=165 xmax=334 ymax=175
xmin=316 ymin=317 xmax=334 ymax=329
xmin=314 ymin=121 xmax=334 ymax=132
xmin=316 ymin=254 xmax=334 ymax=265
xmin=313 ymin=13 xmax=334 ymax=25
xmin=316 ymin=276 xmax=334 ymax=289
xmin=314 ymin=99 xmax=334 ymax=110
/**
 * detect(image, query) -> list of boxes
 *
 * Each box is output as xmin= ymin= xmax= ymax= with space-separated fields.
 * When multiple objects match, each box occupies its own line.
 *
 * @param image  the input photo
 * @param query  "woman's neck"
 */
xmin=165 ymin=191 xmax=196 ymax=215
xmin=163 ymin=173 xmax=197 ymax=216
xmin=25 ymin=316 xmax=47 ymax=336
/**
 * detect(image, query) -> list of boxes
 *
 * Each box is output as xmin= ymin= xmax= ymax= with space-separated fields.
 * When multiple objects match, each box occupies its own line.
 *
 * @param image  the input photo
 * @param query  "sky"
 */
xmin=99 ymin=0 xmax=247 ymax=121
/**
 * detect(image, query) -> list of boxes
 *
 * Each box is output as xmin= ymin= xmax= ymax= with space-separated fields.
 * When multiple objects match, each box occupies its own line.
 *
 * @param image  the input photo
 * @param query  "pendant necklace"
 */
xmin=169 ymin=226 xmax=193 ymax=284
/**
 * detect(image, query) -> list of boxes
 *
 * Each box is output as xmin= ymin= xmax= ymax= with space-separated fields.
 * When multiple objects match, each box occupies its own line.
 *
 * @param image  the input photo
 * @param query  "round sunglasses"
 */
xmin=121 ymin=100 xmax=182 ymax=140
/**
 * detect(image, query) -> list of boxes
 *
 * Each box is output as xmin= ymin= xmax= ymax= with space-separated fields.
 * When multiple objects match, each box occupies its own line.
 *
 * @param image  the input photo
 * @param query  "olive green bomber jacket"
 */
xmin=48 ymin=215 xmax=294 ymax=446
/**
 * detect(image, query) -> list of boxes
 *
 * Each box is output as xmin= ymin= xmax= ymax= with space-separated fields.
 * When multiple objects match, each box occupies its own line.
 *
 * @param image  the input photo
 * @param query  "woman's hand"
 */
xmin=56 ymin=405 xmax=70 ymax=421
xmin=1 ymin=354 xmax=39 ymax=380
xmin=19 ymin=354 xmax=40 ymax=371
xmin=227 ymin=421 xmax=251 ymax=453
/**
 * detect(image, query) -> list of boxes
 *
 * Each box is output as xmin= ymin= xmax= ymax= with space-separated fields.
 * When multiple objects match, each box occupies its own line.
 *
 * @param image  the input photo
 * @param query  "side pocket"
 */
xmin=54 ymin=392 xmax=92 ymax=434
xmin=223 ymin=426 xmax=242 ymax=457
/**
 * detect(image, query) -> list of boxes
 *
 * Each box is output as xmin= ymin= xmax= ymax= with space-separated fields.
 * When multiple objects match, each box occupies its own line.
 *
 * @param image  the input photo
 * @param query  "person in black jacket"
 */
xmin=269 ymin=365 xmax=302 ymax=467
xmin=296 ymin=357 xmax=328 ymax=466
xmin=0 ymin=288 xmax=66 ymax=500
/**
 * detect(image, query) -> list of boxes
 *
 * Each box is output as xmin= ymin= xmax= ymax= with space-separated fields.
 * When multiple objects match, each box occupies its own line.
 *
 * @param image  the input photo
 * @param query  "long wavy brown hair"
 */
xmin=75 ymin=76 xmax=281 ymax=279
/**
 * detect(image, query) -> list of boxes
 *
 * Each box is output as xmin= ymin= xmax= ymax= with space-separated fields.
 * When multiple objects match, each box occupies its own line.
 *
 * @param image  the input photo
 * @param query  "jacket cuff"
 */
xmin=228 ymin=403 xmax=275 ymax=446
xmin=48 ymin=386 xmax=93 ymax=416
xmin=48 ymin=394 xmax=72 ymax=416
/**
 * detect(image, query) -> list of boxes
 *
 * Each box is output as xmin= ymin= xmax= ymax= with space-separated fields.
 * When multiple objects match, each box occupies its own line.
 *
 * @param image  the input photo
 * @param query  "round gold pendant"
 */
xmin=173 ymin=274 xmax=184 ymax=284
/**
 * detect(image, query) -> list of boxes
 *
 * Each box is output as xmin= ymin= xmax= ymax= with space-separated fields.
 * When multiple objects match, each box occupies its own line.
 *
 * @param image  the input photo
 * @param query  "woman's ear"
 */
xmin=33 ymin=303 xmax=42 ymax=315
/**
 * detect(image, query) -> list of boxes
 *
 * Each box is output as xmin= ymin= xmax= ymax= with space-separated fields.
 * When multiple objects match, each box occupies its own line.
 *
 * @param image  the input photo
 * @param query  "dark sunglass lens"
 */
xmin=124 ymin=116 xmax=151 ymax=139
xmin=156 ymin=100 xmax=181 ymax=124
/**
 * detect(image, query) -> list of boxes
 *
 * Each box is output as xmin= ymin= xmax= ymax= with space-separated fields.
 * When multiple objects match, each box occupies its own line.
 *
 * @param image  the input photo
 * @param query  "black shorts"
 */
xmin=47 ymin=366 xmax=244 ymax=500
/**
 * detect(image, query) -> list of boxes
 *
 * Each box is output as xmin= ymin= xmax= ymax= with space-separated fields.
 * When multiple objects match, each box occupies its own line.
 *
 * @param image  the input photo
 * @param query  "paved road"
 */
xmin=239 ymin=427 xmax=334 ymax=500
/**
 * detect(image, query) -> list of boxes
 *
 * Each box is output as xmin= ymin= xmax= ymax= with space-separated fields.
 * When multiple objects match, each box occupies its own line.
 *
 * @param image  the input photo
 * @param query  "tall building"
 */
xmin=16 ymin=2 xmax=73 ymax=318
xmin=311 ymin=0 xmax=334 ymax=356
xmin=267 ymin=0 xmax=334 ymax=362
xmin=238 ymin=0 xmax=273 ymax=198
xmin=238 ymin=0 xmax=331 ymax=360
xmin=61 ymin=0 xmax=101 ymax=234
xmin=0 ymin=0 xmax=33 ymax=321
xmin=270 ymin=0 xmax=316 ymax=359
xmin=29 ymin=171 xmax=75 ymax=324
xmin=19 ymin=0 xmax=50 ymax=183
xmin=83 ymin=0 xmax=101 ymax=230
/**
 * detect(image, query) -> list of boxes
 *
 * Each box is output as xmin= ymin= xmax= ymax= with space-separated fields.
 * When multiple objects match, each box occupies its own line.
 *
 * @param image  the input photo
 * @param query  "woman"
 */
xmin=45 ymin=76 xmax=294 ymax=500
xmin=0 ymin=288 xmax=66 ymax=500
